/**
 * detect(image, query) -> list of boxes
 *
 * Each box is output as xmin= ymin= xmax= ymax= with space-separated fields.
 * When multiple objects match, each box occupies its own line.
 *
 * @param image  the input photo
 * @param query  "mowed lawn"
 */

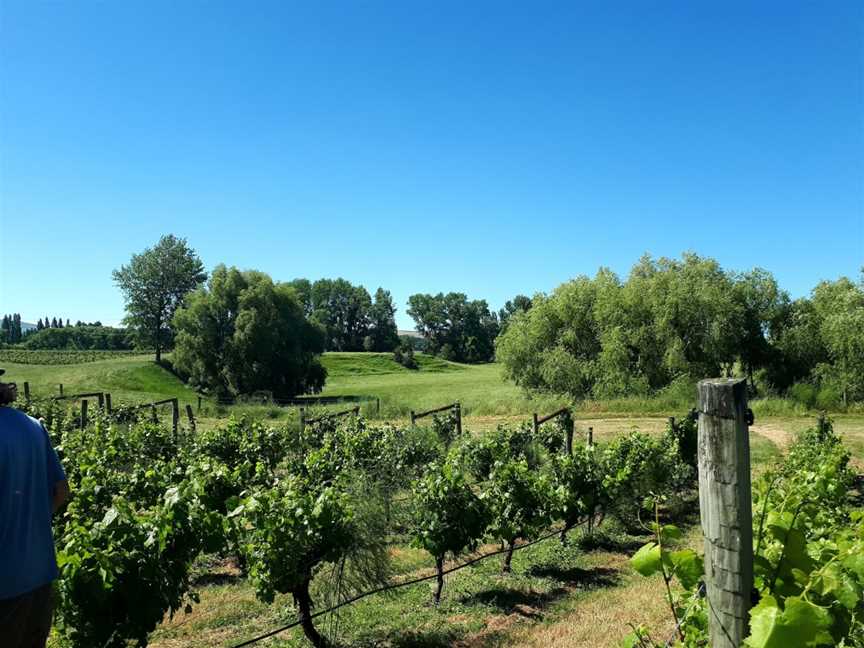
xmin=320 ymin=352 xmax=567 ymax=418
xmin=0 ymin=353 xmax=200 ymax=404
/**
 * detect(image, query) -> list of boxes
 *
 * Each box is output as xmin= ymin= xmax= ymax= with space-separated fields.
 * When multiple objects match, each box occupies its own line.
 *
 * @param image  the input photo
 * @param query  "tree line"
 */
xmin=496 ymin=253 xmax=864 ymax=407
xmin=15 ymin=234 xmax=858 ymax=405
xmin=1 ymin=313 xmax=24 ymax=343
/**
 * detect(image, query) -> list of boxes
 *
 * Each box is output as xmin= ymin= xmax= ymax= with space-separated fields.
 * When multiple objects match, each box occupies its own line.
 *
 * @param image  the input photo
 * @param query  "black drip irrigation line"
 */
xmin=232 ymin=522 xmax=582 ymax=648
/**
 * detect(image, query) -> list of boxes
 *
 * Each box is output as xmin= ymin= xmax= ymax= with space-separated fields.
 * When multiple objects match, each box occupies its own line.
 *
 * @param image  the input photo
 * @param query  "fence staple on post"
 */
xmin=697 ymin=378 xmax=753 ymax=648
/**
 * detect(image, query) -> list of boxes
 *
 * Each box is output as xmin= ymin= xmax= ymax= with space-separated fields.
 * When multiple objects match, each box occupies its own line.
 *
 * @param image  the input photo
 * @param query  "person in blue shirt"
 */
xmin=0 ymin=370 xmax=70 ymax=648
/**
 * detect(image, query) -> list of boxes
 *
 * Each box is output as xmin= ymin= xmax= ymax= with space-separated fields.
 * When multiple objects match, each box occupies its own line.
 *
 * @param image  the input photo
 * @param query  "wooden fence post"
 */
xmin=532 ymin=413 xmax=539 ymax=436
xmin=376 ymin=397 xmax=380 ymax=415
xmin=97 ymin=393 xmax=105 ymax=409
xmin=409 ymin=410 xmax=416 ymax=426
xmin=171 ymin=399 xmax=180 ymax=438
xmin=185 ymin=404 xmax=196 ymax=431
xmin=105 ymin=393 xmax=112 ymax=413
xmin=151 ymin=404 xmax=158 ymax=424
xmin=59 ymin=383 xmax=63 ymax=396
xmin=587 ymin=426 xmax=593 ymax=446
xmin=23 ymin=382 xmax=30 ymax=401
xmin=80 ymin=399 xmax=88 ymax=429
xmin=565 ymin=413 xmax=574 ymax=456
xmin=697 ymin=378 xmax=753 ymax=648
xmin=198 ymin=395 xmax=202 ymax=413
xmin=299 ymin=407 xmax=306 ymax=435
xmin=455 ymin=402 xmax=462 ymax=437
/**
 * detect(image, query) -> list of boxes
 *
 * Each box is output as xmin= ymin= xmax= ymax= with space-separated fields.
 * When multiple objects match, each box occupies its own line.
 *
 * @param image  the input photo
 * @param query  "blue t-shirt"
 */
xmin=0 ymin=406 xmax=66 ymax=600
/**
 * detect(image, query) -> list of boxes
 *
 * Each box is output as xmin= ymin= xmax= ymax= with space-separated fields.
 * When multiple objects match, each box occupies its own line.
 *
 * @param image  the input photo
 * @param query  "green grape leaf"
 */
xmin=669 ymin=549 xmax=703 ymax=590
xmin=820 ymin=564 xmax=862 ymax=610
xmin=660 ymin=524 xmax=683 ymax=543
xmin=746 ymin=595 xmax=832 ymax=648
xmin=630 ymin=542 xmax=662 ymax=577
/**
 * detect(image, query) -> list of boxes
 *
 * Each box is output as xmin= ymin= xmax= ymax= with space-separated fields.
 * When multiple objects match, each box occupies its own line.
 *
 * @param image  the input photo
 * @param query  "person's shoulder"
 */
xmin=0 ymin=406 xmax=42 ymax=429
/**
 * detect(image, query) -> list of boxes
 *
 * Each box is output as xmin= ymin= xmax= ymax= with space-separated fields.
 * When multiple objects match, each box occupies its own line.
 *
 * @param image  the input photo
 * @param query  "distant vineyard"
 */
xmin=0 ymin=349 xmax=150 ymax=365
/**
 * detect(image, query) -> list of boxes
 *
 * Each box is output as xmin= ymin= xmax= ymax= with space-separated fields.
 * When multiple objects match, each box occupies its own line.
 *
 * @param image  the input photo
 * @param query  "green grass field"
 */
xmin=3 ymin=349 xmax=860 ymax=425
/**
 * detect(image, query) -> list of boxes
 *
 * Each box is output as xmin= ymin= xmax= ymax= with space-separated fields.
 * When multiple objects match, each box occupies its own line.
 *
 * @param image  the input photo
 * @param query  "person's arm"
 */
xmin=42 ymin=422 xmax=70 ymax=514
xmin=52 ymin=479 xmax=70 ymax=514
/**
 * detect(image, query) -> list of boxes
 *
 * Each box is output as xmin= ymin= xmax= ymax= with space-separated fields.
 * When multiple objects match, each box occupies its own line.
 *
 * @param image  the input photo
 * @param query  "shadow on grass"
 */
xmin=576 ymin=531 xmax=645 ymax=554
xmin=526 ymin=564 xmax=619 ymax=589
xmin=191 ymin=571 xmax=244 ymax=587
xmin=340 ymin=628 xmax=467 ymax=648
xmin=459 ymin=587 xmax=558 ymax=618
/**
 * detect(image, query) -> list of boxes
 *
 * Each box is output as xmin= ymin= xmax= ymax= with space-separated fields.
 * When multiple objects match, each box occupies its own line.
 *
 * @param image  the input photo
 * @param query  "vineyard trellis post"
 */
xmin=533 ymin=407 xmax=574 ymax=455
xmin=409 ymin=402 xmax=461 ymax=430
xmin=186 ymin=404 xmax=196 ymax=431
xmin=171 ymin=398 xmax=180 ymax=438
xmin=697 ymin=378 xmax=753 ymax=648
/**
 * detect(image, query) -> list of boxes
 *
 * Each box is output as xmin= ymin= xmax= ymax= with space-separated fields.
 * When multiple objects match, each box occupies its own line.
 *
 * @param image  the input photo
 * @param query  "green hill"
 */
xmin=0 ymin=349 xmax=571 ymax=419
xmin=0 ymin=352 xmax=198 ymax=404
xmin=321 ymin=351 xmax=465 ymax=377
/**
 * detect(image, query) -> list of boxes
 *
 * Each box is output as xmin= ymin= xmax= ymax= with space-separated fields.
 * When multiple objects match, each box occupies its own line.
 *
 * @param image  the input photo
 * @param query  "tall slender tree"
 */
xmin=113 ymin=235 xmax=207 ymax=362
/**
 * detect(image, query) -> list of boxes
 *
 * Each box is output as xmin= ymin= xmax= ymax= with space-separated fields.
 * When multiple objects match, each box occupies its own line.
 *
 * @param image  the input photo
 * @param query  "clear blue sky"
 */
xmin=1 ymin=1 xmax=862 ymax=329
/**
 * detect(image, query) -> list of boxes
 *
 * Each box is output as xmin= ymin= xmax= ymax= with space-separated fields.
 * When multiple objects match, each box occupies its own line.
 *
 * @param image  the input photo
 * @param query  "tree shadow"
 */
xmin=576 ymin=532 xmax=644 ymax=553
xmin=525 ymin=564 xmax=619 ymax=589
xmin=191 ymin=570 xmax=244 ymax=587
xmin=458 ymin=586 xmax=567 ymax=619
xmin=339 ymin=629 xmax=465 ymax=648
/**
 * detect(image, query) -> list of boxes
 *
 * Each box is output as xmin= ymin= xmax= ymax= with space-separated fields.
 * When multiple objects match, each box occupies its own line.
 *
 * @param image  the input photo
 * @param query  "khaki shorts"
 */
xmin=0 ymin=584 xmax=54 ymax=648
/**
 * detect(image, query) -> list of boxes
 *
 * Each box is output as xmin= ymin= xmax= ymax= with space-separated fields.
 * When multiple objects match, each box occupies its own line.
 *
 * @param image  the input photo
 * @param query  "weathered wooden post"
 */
xmin=669 ymin=416 xmax=676 ymax=434
xmin=299 ymin=407 xmax=306 ymax=435
xmin=455 ymin=402 xmax=462 ymax=437
xmin=587 ymin=426 xmax=593 ymax=446
xmin=409 ymin=410 xmax=416 ymax=426
xmin=564 ymin=412 xmax=574 ymax=456
xmin=171 ymin=398 xmax=180 ymax=437
xmin=97 ymin=393 xmax=105 ymax=409
xmin=198 ymin=395 xmax=202 ymax=413
xmin=532 ymin=412 xmax=539 ymax=436
xmin=23 ymin=382 xmax=30 ymax=401
xmin=105 ymin=393 xmax=112 ymax=413
xmin=59 ymin=383 xmax=64 ymax=396
xmin=151 ymin=404 xmax=158 ymax=423
xmin=185 ymin=404 xmax=196 ymax=431
xmin=698 ymin=378 xmax=753 ymax=648
xmin=376 ymin=397 xmax=380 ymax=415
xmin=80 ymin=399 xmax=88 ymax=429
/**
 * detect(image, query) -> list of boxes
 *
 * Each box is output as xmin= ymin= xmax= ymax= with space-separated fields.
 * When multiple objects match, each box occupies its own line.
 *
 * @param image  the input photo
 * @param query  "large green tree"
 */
xmin=113 ymin=235 xmax=207 ymax=362
xmin=497 ymin=254 xmax=752 ymax=400
xmin=406 ymin=292 xmax=499 ymax=363
xmin=367 ymin=287 xmax=399 ymax=351
xmin=172 ymin=265 xmax=326 ymax=399
xmin=289 ymin=277 xmax=376 ymax=351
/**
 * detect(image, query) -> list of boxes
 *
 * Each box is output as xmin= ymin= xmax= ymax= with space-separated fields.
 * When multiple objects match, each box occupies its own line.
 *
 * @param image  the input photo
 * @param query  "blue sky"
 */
xmin=1 ymin=1 xmax=862 ymax=329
